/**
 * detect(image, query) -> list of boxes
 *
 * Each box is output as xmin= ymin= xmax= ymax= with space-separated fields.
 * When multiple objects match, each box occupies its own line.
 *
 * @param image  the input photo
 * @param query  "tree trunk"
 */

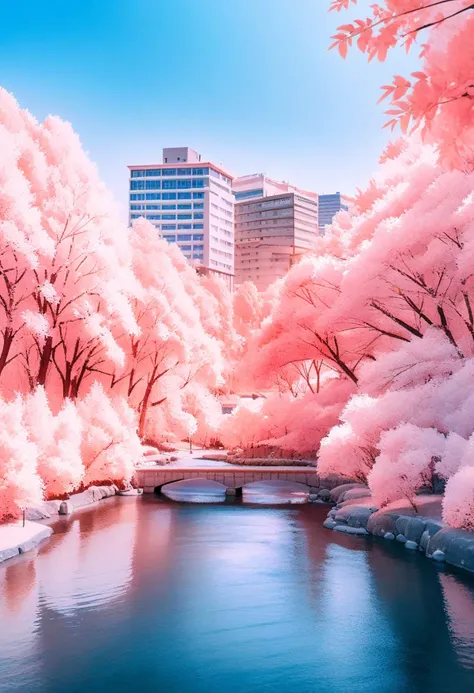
xmin=0 ymin=327 xmax=14 ymax=377
xmin=36 ymin=335 xmax=53 ymax=387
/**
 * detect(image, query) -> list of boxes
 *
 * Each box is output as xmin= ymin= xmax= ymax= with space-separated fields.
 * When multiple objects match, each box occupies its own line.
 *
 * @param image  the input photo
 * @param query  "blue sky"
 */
xmin=1 ymin=0 xmax=420 ymax=216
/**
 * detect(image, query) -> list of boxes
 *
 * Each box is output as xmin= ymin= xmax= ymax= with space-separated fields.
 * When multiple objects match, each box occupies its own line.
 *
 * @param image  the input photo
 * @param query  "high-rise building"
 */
xmin=318 ymin=192 xmax=349 ymax=234
xmin=128 ymin=147 xmax=234 ymax=288
xmin=234 ymin=192 xmax=319 ymax=291
xmin=233 ymin=174 xmax=319 ymax=290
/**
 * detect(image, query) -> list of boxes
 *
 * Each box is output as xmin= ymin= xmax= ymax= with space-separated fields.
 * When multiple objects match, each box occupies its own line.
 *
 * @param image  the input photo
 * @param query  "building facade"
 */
xmin=318 ymin=192 xmax=349 ymax=234
xmin=233 ymin=172 xmax=318 ymax=204
xmin=128 ymin=147 xmax=234 ymax=288
xmin=234 ymin=192 xmax=319 ymax=291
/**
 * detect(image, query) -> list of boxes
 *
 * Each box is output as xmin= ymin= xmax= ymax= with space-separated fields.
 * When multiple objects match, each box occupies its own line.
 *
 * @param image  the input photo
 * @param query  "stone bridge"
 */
xmin=135 ymin=465 xmax=321 ymax=494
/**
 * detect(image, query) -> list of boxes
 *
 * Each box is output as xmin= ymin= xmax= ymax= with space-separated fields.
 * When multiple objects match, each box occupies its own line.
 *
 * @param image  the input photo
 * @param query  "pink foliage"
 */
xmin=329 ymin=1 xmax=474 ymax=168
xmin=0 ymin=395 xmax=42 ymax=520
xmin=443 ymin=466 xmax=474 ymax=530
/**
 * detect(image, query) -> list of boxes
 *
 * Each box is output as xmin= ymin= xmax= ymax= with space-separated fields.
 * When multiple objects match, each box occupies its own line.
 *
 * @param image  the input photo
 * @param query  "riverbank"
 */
xmin=321 ymin=483 xmax=474 ymax=576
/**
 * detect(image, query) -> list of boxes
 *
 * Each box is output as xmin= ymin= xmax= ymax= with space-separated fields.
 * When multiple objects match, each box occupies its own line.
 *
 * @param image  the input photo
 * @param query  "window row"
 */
xmin=130 ymin=192 xmax=205 ymax=201
xmin=158 ymin=223 xmax=204 ymax=231
xmin=131 ymin=178 xmax=208 ymax=191
xmin=131 ymin=167 xmax=210 ymax=178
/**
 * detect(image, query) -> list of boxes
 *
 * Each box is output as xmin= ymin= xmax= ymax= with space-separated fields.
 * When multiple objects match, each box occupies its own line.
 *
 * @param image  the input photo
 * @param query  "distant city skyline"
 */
xmin=1 ymin=0 xmax=421 ymax=219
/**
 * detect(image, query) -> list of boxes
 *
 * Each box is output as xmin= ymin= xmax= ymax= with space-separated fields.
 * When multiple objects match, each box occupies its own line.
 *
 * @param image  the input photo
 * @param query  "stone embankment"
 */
xmin=322 ymin=483 xmax=474 ymax=575
xmin=1 ymin=484 xmax=125 ymax=565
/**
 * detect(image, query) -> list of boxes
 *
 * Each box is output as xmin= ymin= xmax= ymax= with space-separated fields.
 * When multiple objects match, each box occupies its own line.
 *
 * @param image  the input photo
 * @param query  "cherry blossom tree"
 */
xmin=329 ymin=1 xmax=474 ymax=168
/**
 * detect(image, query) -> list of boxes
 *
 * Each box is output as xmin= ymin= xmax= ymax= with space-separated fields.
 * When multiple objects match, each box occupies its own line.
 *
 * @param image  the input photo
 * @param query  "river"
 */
xmin=1 ymin=495 xmax=474 ymax=693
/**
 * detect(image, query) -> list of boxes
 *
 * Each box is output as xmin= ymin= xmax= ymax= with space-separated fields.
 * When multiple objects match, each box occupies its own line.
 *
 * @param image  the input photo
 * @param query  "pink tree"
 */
xmin=329 ymin=1 xmax=474 ymax=168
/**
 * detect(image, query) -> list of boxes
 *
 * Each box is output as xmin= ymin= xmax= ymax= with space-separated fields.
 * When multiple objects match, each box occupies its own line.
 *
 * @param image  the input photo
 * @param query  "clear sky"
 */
xmin=1 ymin=0 xmax=420 ymax=217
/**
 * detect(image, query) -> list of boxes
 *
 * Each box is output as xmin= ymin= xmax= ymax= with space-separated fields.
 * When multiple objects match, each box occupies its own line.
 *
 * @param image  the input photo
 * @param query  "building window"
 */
xmin=162 ymin=193 xmax=177 ymax=200
xmin=145 ymin=169 xmax=161 ymax=177
xmin=193 ymin=192 xmax=205 ymax=199
xmin=162 ymin=180 xmax=177 ymax=190
xmin=162 ymin=214 xmax=176 ymax=220
xmin=130 ymin=214 xmax=141 ymax=219
xmin=192 ymin=234 xmax=204 ymax=241
xmin=193 ymin=178 xmax=207 ymax=188
xmin=178 ymin=224 xmax=192 ymax=230
xmin=145 ymin=193 xmax=161 ymax=200
xmin=178 ymin=234 xmax=192 ymax=241
xmin=177 ymin=168 xmax=193 ymax=176
xmin=177 ymin=179 xmax=192 ymax=189
xmin=193 ymin=213 xmax=204 ymax=220
xmin=131 ymin=170 xmax=144 ymax=178
xmin=193 ymin=244 xmax=204 ymax=251
xmin=162 ymin=168 xmax=176 ymax=176
xmin=163 ymin=235 xmax=176 ymax=242
xmin=178 ymin=204 xmax=192 ymax=210
xmin=146 ymin=205 xmax=160 ymax=210
xmin=130 ymin=180 xmax=145 ymax=190
xmin=130 ymin=204 xmax=144 ymax=210
xmin=193 ymin=203 xmax=204 ymax=210
xmin=193 ymin=252 xmax=204 ymax=260
xmin=234 ymin=188 xmax=264 ymax=200
xmin=162 ymin=224 xmax=176 ymax=231
xmin=193 ymin=223 xmax=204 ymax=230
xmin=162 ymin=204 xmax=176 ymax=210
xmin=179 ymin=244 xmax=192 ymax=251
xmin=192 ymin=167 xmax=209 ymax=176
xmin=146 ymin=214 xmax=161 ymax=220
xmin=178 ymin=214 xmax=192 ymax=220
xmin=130 ymin=193 xmax=145 ymax=201
xmin=177 ymin=192 xmax=192 ymax=200
xmin=145 ymin=180 xmax=161 ymax=190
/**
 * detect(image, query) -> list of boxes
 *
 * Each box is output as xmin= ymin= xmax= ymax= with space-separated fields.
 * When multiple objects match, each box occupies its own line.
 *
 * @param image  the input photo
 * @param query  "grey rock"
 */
xmin=400 ymin=517 xmax=426 ymax=544
xmin=330 ymin=483 xmax=366 ymax=504
xmin=367 ymin=511 xmax=398 ymax=537
xmin=420 ymin=519 xmax=445 ymax=552
xmin=327 ymin=508 xmax=337 ymax=519
xmin=384 ymin=532 xmax=395 ymax=540
xmin=0 ymin=546 xmax=20 ymax=563
xmin=25 ymin=505 xmax=51 ymax=521
xmin=405 ymin=540 xmax=418 ymax=550
xmin=339 ymin=488 xmax=371 ymax=503
xmin=420 ymin=530 xmax=431 ymax=552
xmin=396 ymin=534 xmax=407 ymax=543
xmin=428 ymin=528 xmax=474 ymax=573
xmin=432 ymin=549 xmax=446 ymax=562
xmin=317 ymin=488 xmax=331 ymax=501
xmin=323 ymin=518 xmax=337 ymax=530
xmin=334 ymin=525 xmax=369 ymax=535
xmin=332 ymin=505 xmax=376 ymax=529
xmin=59 ymin=500 xmax=74 ymax=515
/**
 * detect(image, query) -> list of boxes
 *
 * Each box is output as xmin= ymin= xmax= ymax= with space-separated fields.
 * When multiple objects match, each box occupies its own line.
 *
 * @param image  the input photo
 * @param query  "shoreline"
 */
xmin=319 ymin=483 xmax=474 ymax=577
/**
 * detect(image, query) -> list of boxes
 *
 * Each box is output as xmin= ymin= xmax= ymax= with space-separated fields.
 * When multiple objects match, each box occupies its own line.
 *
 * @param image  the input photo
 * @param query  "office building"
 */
xmin=234 ymin=192 xmax=319 ymax=291
xmin=318 ymin=192 xmax=349 ymax=234
xmin=128 ymin=147 xmax=234 ymax=288
xmin=232 ymin=173 xmax=319 ymax=290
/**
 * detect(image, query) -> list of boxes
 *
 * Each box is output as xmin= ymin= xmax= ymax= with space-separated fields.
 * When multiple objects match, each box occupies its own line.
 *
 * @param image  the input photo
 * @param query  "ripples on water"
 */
xmin=1 ymin=496 xmax=474 ymax=693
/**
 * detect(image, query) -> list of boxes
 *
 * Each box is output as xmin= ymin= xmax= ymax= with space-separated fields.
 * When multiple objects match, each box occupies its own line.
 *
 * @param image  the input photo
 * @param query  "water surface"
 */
xmin=1 ymin=496 xmax=474 ymax=693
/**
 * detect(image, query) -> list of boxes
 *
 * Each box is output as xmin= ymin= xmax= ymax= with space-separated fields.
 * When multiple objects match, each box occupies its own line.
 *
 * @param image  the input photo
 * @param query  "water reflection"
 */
xmin=161 ymin=478 xmax=226 ymax=503
xmin=243 ymin=480 xmax=309 ymax=504
xmin=0 ymin=498 xmax=474 ymax=693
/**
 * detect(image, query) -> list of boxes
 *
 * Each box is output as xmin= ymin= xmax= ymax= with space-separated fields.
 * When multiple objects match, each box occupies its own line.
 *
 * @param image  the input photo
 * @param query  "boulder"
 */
xmin=396 ymin=534 xmax=407 ymax=543
xmin=334 ymin=525 xmax=369 ymax=535
xmin=330 ymin=483 xmax=366 ymax=504
xmin=334 ymin=505 xmax=376 ymax=529
xmin=405 ymin=540 xmax=418 ymax=550
xmin=427 ymin=528 xmax=474 ymax=573
xmin=367 ymin=511 xmax=398 ymax=537
xmin=396 ymin=516 xmax=426 ymax=544
xmin=317 ymin=488 xmax=331 ymax=501
xmin=323 ymin=518 xmax=337 ymax=530
xmin=420 ymin=519 xmax=445 ymax=552
xmin=339 ymin=487 xmax=371 ymax=503
xmin=25 ymin=505 xmax=52 ymax=521
xmin=384 ymin=532 xmax=395 ymax=541
xmin=432 ymin=549 xmax=446 ymax=562
xmin=59 ymin=501 xmax=74 ymax=515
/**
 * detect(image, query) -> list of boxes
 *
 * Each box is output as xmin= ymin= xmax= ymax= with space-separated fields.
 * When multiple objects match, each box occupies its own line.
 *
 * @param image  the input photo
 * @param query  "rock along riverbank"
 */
xmin=320 ymin=483 xmax=474 ymax=576
xmin=0 ymin=484 xmax=136 ymax=565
